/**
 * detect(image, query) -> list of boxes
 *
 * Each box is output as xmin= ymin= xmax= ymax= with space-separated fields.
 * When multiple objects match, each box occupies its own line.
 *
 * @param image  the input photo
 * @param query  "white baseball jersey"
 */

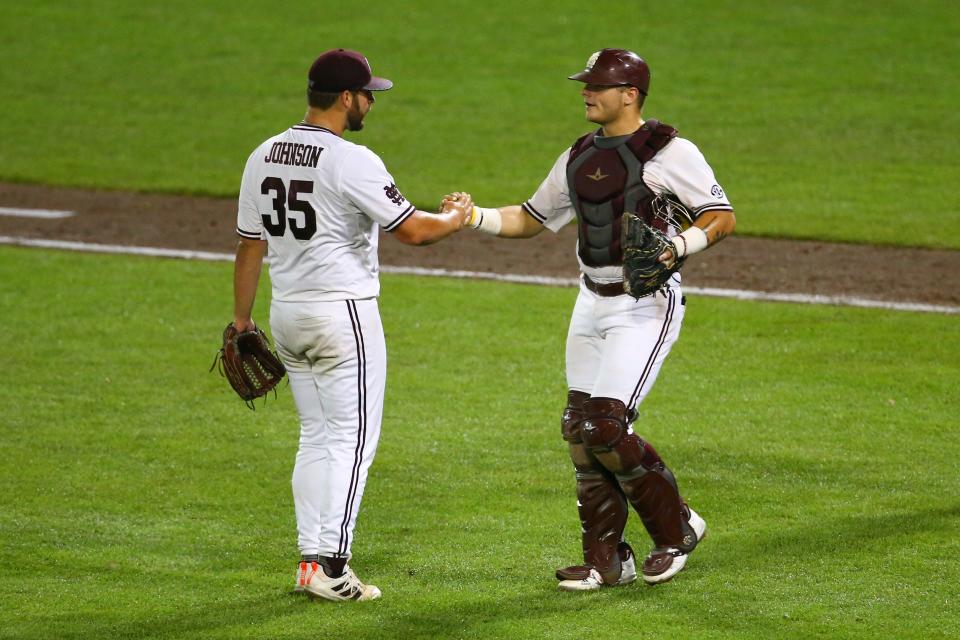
xmin=521 ymin=134 xmax=732 ymax=284
xmin=235 ymin=122 xmax=411 ymax=561
xmin=519 ymin=129 xmax=733 ymax=406
xmin=236 ymin=122 xmax=415 ymax=301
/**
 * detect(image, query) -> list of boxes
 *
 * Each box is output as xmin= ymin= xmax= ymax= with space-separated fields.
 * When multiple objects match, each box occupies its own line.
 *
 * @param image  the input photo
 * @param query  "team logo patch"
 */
xmin=710 ymin=184 xmax=724 ymax=198
xmin=383 ymin=183 xmax=405 ymax=206
xmin=585 ymin=51 xmax=601 ymax=70
xmin=587 ymin=167 xmax=609 ymax=181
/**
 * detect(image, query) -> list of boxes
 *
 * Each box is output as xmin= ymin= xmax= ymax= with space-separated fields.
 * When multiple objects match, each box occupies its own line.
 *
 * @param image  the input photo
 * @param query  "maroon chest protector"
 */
xmin=566 ymin=119 xmax=677 ymax=267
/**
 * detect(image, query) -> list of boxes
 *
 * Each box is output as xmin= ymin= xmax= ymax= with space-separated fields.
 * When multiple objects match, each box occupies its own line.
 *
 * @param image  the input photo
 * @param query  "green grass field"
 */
xmin=2 ymin=1 xmax=958 ymax=637
xmin=2 ymin=248 xmax=958 ymax=639
xmin=1 ymin=0 xmax=958 ymax=247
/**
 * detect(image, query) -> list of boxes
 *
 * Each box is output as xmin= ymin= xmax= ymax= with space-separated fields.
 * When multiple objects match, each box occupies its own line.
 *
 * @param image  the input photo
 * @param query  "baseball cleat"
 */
xmin=294 ymin=560 xmax=318 ymax=594
xmin=557 ymin=567 xmax=605 ymax=591
xmin=641 ymin=507 xmax=707 ymax=585
xmin=557 ymin=551 xmax=637 ymax=592
xmin=295 ymin=561 xmax=381 ymax=601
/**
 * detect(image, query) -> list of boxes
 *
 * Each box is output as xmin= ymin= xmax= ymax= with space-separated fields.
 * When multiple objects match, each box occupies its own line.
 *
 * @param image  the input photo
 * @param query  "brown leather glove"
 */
xmin=211 ymin=323 xmax=286 ymax=409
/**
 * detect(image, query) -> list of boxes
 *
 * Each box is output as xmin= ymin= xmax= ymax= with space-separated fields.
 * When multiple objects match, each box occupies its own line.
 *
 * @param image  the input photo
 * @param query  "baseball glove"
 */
xmin=621 ymin=211 xmax=684 ymax=299
xmin=210 ymin=323 xmax=286 ymax=409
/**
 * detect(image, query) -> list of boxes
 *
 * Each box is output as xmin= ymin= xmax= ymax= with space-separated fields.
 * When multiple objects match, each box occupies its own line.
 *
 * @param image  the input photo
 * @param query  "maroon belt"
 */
xmin=583 ymin=274 xmax=626 ymax=297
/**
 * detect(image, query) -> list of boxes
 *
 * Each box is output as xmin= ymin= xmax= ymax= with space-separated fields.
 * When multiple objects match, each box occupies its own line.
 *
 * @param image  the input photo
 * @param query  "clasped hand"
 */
xmin=440 ymin=191 xmax=474 ymax=227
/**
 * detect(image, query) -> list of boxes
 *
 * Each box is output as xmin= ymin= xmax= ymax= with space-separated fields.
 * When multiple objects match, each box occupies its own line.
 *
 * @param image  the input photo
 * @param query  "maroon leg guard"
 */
xmin=580 ymin=397 xmax=696 ymax=551
xmin=557 ymin=390 xmax=629 ymax=584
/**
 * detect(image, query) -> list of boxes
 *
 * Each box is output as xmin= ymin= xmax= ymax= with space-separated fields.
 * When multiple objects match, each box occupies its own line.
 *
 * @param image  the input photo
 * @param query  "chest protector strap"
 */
xmin=566 ymin=119 xmax=677 ymax=267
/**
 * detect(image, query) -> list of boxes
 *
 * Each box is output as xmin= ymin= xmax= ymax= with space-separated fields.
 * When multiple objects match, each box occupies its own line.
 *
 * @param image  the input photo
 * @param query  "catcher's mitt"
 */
xmin=621 ymin=211 xmax=684 ymax=299
xmin=210 ymin=323 xmax=286 ymax=409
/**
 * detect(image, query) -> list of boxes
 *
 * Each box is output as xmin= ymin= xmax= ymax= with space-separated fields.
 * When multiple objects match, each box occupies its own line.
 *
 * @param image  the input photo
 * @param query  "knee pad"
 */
xmin=579 ymin=397 xmax=628 ymax=451
xmin=560 ymin=390 xmax=590 ymax=443
xmin=580 ymin=398 xmax=661 ymax=473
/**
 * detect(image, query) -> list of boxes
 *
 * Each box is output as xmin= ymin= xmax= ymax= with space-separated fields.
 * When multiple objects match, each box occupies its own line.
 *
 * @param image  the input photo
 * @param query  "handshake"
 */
xmin=439 ymin=191 xmax=474 ymax=225
xmin=439 ymin=192 xmax=502 ymax=235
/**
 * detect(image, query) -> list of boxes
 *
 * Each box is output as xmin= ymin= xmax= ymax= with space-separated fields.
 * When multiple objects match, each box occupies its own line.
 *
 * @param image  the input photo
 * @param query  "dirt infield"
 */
xmin=2 ymin=181 xmax=958 ymax=306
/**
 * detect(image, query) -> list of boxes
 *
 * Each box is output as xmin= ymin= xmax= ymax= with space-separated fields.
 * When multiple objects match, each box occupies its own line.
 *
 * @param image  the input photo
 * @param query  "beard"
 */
xmin=346 ymin=102 xmax=365 ymax=131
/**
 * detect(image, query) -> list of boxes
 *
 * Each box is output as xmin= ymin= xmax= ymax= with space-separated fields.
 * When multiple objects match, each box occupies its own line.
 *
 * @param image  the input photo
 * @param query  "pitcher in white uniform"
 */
xmin=455 ymin=48 xmax=736 ymax=590
xmin=232 ymin=48 xmax=473 ymax=601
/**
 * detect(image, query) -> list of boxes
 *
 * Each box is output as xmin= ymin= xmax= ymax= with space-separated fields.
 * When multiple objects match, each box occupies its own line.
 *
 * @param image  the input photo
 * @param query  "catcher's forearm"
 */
xmin=468 ymin=205 xmax=543 ymax=238
xmin=233 ymin=239 xmax=267 ymax=324
xmin=672 ymin=210 xmax=736 ymax=258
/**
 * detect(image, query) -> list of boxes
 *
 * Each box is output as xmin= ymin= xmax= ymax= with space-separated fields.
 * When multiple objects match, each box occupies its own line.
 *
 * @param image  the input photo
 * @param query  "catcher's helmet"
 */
xmin=568 ymin=49 xmax=650 ymax=96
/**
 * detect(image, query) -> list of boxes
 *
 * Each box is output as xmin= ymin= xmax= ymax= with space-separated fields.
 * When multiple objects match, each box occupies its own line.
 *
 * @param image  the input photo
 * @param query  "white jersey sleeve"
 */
xmin=236 ymin=147 xmax=267 ymax=240
xmin=521 ymin=148 xmax=576 ymax=233
xmin=643 ymin=137 xmax=732 ymax=218
xmin=338 ymin=146 xmax=415 ymax=232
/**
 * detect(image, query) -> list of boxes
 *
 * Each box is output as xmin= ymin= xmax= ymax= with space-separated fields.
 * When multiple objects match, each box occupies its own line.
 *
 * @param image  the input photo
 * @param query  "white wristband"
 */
xmin=470 ymin=206 xmax=502 ymax=236
xmin=671 ymin=226 xmax=708 ymax=258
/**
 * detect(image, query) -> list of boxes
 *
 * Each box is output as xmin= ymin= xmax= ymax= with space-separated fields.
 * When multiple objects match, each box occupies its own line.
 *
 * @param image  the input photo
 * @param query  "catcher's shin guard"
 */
xmin=580 ymin=397 xmax=696 ymax=552
xmin=559 ymin=390 xmax=629 ymax=584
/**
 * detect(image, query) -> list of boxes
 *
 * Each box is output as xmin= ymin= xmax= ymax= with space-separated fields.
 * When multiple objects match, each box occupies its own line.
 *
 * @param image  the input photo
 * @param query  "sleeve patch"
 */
xmin=382 ymin=182 xmax=406 ymax=206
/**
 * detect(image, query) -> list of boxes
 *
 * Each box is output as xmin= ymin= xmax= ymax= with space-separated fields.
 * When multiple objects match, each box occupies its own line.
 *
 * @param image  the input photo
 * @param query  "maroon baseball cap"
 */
xmin=308 ymin=49 xmax=393 ymax=92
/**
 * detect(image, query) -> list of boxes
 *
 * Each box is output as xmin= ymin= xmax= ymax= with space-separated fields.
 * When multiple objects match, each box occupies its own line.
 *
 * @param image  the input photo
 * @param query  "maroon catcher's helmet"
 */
xmin=568 ymin=49 xmax=650 ymax=96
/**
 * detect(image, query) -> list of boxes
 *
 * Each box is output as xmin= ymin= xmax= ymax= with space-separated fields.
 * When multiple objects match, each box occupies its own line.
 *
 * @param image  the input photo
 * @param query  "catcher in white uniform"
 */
xmin=233 ymin=49 xmax=473 ymax=601
xmin=455 ymin=49 xmax=736 ymax=590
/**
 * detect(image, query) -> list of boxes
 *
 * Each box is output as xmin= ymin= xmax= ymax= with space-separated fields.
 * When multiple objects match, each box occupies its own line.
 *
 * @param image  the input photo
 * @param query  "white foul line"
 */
xmin=0 ymin=207 xmax=76 ymax=219
xmin=1 ymin=235 xmax=957 ymax=315
xmin=0 ymin=235 xmax=231 ymax=262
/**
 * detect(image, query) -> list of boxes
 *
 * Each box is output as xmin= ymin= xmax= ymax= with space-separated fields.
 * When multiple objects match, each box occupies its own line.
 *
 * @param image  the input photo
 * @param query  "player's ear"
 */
xmin=340 ymin=89 xmax=353 ymax=108
xmin=621 ymin=86 xmax=640 ymax=107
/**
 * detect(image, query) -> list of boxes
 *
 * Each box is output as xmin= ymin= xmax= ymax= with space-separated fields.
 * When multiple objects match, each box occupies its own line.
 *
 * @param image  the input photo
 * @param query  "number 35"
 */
xmin=260 ymin=177 xmax=317 ymax=240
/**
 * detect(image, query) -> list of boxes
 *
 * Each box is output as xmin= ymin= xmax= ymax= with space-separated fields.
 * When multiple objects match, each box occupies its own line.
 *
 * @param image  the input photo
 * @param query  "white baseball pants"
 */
xmin=565 ymin=283 xmax=685 ymax=408
xmin=270 ymin=298 xmax=385 ymax=559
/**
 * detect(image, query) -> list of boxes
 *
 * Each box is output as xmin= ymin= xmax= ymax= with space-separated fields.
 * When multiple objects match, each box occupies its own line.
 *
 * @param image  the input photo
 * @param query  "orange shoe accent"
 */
xmin=297 ymin=561 xmax=319 ymax=586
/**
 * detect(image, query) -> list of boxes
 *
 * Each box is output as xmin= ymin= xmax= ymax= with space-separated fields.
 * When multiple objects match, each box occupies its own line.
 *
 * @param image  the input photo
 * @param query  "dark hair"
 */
xmin=307 ymin=89 xmax=341 ymax=109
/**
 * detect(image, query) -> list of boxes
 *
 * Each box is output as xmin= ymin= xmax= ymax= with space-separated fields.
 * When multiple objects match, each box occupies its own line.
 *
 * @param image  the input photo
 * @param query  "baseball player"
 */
xmin=232 ymin=48 xmax=473 ymax=601
xmin=454 ymin=49 xmax=736 ymax=590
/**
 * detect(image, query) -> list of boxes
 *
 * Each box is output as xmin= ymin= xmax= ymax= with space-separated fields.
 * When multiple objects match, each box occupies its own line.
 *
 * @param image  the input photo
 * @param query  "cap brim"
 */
xmin=568 ymin=70 xmax=616 ymax=84
xmin=364 ymin=76 xmax=393 ymax=91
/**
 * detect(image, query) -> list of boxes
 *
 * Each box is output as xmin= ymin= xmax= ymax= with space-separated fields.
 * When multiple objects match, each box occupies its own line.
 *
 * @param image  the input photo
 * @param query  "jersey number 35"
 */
xmin=260 ymin=177 xmax=317 ymax=240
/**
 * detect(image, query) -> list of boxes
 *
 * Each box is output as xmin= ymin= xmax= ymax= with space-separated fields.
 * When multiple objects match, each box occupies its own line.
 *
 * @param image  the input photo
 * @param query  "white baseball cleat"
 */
xmin=557 ymin=553 xmax=637 ymax=592
xmin=294 ymin=561 xmax=314 ymax=593
xmin=294 ymin=561 xmax=381 ymax=601
xmin=641 ymin=506 xmax=707 ymax=585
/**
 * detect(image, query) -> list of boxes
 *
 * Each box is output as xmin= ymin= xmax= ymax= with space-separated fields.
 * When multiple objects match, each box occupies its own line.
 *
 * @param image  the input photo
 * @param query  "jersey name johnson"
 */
xmin=264 ymin=141 xmax=324 ymax=168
